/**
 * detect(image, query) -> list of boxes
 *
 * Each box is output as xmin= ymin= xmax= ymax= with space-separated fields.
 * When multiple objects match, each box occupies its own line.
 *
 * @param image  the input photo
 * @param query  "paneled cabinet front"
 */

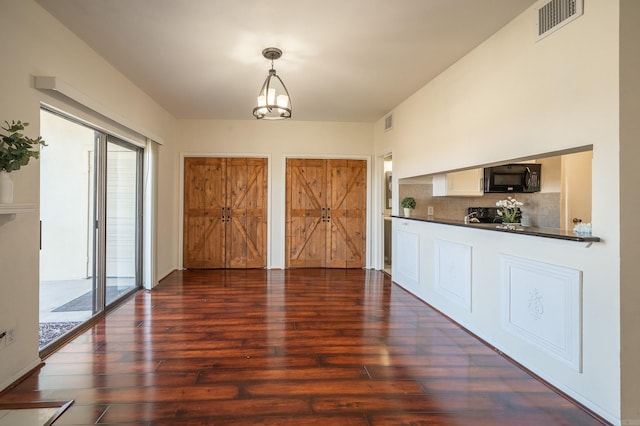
xmin=392 ymin=219 xmax=421 ymax=292
xmin=286 ymin=158 xmax=366 ymax=268
xmin=183 ymin=157 xmax=267 ymax=269
xmin=432 ymin=168 xmax=484 ymax=197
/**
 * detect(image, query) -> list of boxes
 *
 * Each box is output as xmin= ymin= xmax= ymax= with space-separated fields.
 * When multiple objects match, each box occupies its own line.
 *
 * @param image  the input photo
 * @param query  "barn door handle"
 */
xmin=226 ymin=207 xmax=231 ymax=222
xmin=326 ymin=207 xmax=331 ymax=222
xmin=321 ymin=207 xmax=326 ymax=222
xmin=221 ymin=207 xmax=226 ymax=221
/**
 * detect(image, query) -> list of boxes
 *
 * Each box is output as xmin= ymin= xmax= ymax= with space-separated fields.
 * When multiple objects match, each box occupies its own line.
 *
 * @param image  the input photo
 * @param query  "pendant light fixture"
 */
xmin=253 ymin=47 xmax=292 ymax=120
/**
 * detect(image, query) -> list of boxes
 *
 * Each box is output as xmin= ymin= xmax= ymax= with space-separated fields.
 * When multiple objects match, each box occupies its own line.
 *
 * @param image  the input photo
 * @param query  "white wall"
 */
xmin=538 ymin=155 xmax=561 ymax=193
xmin=176 ymin=119 xmax=374 ymax=269
xmin=560 ymin=150 xmax=593 ymax=229
xmin=0 ymin=0 xmax=177 ymax=390
xmin=376 ymin=1 xmax=623 ymax=423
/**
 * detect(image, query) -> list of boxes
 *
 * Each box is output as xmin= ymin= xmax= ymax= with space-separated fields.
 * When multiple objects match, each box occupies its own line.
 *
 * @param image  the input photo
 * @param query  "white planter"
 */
xmin=403 ymin=208 xmax=412 ymax=217
xmin=0 ymin=171 xmax=13 ymax=204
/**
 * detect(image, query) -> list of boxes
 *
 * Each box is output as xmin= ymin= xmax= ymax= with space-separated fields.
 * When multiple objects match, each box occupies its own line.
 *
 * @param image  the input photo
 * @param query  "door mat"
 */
xmin=0 ymin=400 xmax=73 ymax=426
xmin=52 ymin=287 xmax=130 ymax=312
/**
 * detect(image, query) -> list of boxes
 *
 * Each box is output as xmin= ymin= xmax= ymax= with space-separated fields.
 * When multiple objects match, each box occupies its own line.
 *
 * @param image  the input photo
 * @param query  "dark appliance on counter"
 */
xmin=467 ymin=207 xmax=521 ymax=224
xmin=483 ymin=163 xmax=541 ymax=193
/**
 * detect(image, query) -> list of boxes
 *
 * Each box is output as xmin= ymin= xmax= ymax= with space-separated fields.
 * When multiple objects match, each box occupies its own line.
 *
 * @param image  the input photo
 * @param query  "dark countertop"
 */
xmin=392 ymin=215 xmax=601 ymax=243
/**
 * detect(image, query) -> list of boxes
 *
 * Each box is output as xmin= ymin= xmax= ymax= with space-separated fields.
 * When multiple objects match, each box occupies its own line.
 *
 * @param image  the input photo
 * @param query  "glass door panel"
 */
xmin=39 ymin=110 xmax=97 ymax=349
xmin=105 ymin=138 xmax=141 ymax=305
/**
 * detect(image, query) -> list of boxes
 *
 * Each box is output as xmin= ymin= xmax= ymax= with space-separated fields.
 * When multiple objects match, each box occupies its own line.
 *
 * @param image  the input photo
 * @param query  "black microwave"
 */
xmin=483 ymin=163 xmax=541 ymax=193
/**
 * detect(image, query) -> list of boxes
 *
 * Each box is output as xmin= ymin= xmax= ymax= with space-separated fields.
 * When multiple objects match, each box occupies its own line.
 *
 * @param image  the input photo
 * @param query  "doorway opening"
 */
xmin=382 ymin=155 xmax=392 ymax=275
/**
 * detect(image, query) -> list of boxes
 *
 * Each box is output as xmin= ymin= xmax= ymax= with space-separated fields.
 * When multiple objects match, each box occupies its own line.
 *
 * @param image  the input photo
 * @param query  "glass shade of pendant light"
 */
xmin=253 ymin=47 xmax=292 ymax=120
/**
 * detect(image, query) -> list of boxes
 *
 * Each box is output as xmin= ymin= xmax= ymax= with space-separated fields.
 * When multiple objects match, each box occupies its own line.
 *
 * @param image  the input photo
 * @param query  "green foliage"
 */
xmin=401 ymin=196 xmax=416 ymax=209
xmin=0 ymin=120 xmax=46 ymax=172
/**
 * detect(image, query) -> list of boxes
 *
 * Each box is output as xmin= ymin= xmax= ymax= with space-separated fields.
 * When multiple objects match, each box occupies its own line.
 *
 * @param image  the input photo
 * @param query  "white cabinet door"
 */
xmin=431 ymin=174 xmax=447 ymax=196
xmin=432 ymin=168 xmax=483 ymax=197
xmin=392 ymin=219 xmax=421 ymax=292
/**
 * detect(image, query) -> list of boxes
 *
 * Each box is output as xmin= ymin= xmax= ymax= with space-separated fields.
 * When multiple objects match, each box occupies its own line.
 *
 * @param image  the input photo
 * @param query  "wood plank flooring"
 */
xmin=1 ymin=269 xmax=606 ymax=425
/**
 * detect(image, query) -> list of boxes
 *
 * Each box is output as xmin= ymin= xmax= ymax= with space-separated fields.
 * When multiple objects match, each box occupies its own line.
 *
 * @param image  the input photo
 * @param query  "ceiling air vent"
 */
xmin=536 ymin=0 xmax=583 ymax=41
xmin=384 ymin=114 xmax=393 ymax=132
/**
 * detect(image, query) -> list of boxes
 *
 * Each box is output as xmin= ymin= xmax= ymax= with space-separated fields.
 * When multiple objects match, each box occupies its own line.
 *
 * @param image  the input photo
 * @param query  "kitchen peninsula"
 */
xmin=391 ymin=201 xmax=602 ymax=412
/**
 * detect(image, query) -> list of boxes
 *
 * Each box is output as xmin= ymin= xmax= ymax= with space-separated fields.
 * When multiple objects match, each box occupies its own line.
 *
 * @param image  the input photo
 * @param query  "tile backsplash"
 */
xmin=399 ymin=183 xmax=561 ymax=229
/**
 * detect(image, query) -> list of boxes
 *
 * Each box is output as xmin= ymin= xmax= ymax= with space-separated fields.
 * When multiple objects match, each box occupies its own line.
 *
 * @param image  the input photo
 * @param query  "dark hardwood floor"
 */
xmin=2 ymin=269 xmax=606 ymax=425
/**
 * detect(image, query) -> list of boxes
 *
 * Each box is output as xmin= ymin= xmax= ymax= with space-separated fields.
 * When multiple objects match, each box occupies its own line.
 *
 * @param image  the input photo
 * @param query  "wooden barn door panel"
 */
xmin=183 ymin=157 xmax=226 ymax=268
xmin=344 ymin=160 xmax=367 ymax=268
xmin=326 ymin=159 xmax=366 ymax=268
xmin=325 ymin=159 xmax=348 ymax=268
xmin=227 ymin=158 xmax=267 ymax=268
xmin=286 ymin=158 xmax=327 ymax=268
xmin=243 ymin=158 xmax=268 ymax=268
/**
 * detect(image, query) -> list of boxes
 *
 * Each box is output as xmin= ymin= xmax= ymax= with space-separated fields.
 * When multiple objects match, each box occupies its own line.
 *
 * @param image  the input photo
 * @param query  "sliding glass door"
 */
xmin=39 ymin=111 xmax=97 ymax=347
xmin=105 ymin=138 xmax=142 ymax=304
xmin=39 ymin=109 xmax=143 ymax=351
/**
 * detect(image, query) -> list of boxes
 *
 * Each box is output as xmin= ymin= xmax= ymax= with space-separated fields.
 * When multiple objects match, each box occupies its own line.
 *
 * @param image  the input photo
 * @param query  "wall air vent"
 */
xmin=536 ymin=0 xmax=583 ymax=41
xmin=384 ymin=114 xmax=393 ymax=132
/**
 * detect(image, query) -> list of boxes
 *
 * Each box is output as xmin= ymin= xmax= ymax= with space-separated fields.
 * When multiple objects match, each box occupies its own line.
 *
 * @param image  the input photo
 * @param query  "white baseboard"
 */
xmin=0 ymin=358 xmax=42 ymax=392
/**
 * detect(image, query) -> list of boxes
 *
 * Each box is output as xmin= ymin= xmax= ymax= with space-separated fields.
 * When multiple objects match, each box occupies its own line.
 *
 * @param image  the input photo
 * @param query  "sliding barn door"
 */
xmin=326 ymin=159 xmax=367 ymax=268
xmin=286 ymin=158 xmax=366 ymax=268
xmin=226 ymin=158 xmax=268 ymax=268
xmin=184 ymin=158 xmax=226 ymax=268
xmin=184 ymin=157 xmax=267 ymax=269
xmin=286 ymin=159 xmax=327 ymax=268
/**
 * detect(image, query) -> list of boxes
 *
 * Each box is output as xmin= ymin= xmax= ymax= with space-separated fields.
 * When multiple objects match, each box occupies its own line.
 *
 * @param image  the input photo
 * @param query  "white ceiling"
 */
xmin=36 ymin=0 xmax=537 ymax=123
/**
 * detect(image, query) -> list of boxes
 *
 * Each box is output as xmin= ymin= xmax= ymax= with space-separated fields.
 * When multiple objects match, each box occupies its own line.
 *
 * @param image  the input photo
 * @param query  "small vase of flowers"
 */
xmin=496 ymin=197 xmax=523 ymax=224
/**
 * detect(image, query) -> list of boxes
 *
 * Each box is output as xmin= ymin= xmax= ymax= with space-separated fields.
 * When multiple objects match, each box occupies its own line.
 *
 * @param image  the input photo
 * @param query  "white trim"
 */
xmin=373 ymin=152 xmax=393 ymax=271
xmin=0 ymin=358 xmax=41 ymax=392
xmin=41 ymin=103 xmax=146 ymax=149
xmin=35 ymin=76 xmax=164 ymax=145
xmin=0 ymin=203 xmax=36 ymax=214
xmin=365 ymin=156 xmax=372 ymax=268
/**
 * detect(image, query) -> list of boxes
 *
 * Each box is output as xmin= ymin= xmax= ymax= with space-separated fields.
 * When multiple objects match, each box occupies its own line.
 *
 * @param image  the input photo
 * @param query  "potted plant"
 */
xmin=0 ymin=120 xmax=46 ymax=203
xmin=401 ymin=196 xmax=416 ymax=217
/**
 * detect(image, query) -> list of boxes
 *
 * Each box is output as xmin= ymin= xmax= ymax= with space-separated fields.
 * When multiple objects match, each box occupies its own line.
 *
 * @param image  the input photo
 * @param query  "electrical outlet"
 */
xmin=427 ymin=206 xmax=434 ymax=216
xmin=6 ymin=328 xmax=15 ymax=345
